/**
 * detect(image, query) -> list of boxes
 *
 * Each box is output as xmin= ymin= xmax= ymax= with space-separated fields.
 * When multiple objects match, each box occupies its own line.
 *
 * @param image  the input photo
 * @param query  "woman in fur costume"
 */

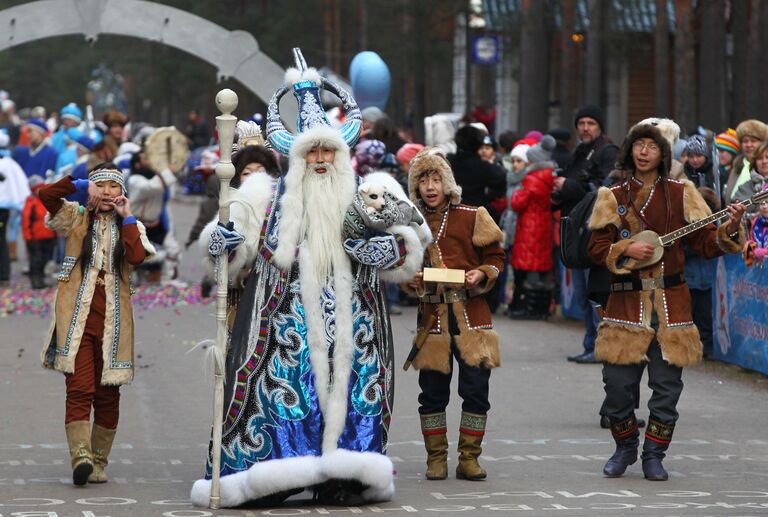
xmin=38 ymin=163 xmax=155 ymax=486
xmin=587 ymin=124 xmax=746 ymax=481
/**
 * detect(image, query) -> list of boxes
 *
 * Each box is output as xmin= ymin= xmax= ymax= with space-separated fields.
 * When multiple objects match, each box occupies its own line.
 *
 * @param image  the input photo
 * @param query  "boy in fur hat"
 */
xmin=587 ymin=123 xmax=746 ymax=482
xmin=406 ymin=147 xmax=505 ymax=481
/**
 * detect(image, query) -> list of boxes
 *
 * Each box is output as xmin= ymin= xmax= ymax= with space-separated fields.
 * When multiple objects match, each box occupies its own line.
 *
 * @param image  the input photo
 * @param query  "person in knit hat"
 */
xmin=508 ymin=135 xmax=557 ymax=320
xmin=500 ymin=142 xmax=531 ymax=312
xmin=683 ymin=135 xmax=715 ymax=189
xmin=557 ymin=106 xmax=618 ymax=364
xmin=12 ymin=119 xmax=59 ymax=180
xmin=405 ymin=146 xmax=505 ymax=482
xmin=395 ymin=142 xmax=424 ymax=171
xmin=353 ymin=138 xmax=387 ymax=176
xmin=725 ymin=119 xmax=768 ymax=205
xmin=715 ymin=128 xmax=739 ymax=189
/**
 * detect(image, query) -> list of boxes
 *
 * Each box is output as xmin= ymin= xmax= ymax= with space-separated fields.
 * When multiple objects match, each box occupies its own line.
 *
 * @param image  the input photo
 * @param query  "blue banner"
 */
xmin=713 ymin=254 xmax=768 ymax=375
xmin=560 ymin=263 xmax=586 ymax=321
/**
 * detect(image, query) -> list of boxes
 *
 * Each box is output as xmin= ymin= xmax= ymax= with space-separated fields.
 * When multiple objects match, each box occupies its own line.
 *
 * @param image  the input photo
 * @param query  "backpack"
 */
xmin=559 ymin=190 xmax=597 ymax=269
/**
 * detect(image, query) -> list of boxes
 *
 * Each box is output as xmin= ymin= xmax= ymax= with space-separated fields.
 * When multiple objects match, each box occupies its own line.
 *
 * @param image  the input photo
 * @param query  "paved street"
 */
xmin=2 ymin=198 xmax=767 ymax=517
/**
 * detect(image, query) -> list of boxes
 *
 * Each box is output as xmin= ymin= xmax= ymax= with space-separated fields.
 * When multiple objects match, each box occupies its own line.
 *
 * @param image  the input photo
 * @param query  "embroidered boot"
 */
xmin=88 ymin=424 xmax=117 ymax=483
xmin=65 ymin=421 xmax=93 ymax=486
xmin=456 ymin=412 xmax=487 ymax=480
xmin=642 ymin=418 xmax=674 ymax=481
xmin=421 ymin=413 xmax=448 ymax=480
xmin=603 ymin=414 xmax=639 ymax=477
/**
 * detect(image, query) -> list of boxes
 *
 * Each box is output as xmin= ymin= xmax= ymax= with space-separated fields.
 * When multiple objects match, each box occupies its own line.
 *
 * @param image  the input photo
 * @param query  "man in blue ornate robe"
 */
xmin=192 ymin=65 xmax=428 ymax=507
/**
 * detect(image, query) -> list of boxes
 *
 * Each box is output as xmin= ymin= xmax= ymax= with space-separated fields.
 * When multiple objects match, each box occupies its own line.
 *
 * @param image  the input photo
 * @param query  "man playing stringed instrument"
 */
xmin=587 ymin=123 xmax=746 ymax=482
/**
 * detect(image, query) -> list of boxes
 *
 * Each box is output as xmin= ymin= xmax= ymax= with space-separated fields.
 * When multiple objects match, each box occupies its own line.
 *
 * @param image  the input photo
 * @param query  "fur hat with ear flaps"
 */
xmin=407 ymin=146 xmax=462 ymax=207
xmin=616 ymin=124 xmax=673 ymax=178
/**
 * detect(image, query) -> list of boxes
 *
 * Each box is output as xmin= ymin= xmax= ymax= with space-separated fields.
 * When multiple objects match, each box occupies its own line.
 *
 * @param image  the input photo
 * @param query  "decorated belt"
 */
xmin=610 ymin=273 xmax=686 ymax=292
xmin=421 ymin=288 xmax=482 ymax=305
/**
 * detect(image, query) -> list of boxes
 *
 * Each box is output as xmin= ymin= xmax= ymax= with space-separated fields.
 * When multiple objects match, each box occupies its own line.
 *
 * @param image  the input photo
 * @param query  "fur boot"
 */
xmin=88 ymin=424 xmax=117 ymax=483
xmin=65 ymin=421 xmax=93 ymax=486
xmin=456 ymin=412 xmax=487 ymax=480
xmin=421 ymin=413 xmax=448 ymax=480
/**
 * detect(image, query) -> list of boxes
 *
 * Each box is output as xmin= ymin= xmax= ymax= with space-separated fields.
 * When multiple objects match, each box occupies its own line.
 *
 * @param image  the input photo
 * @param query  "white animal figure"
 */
xmin=358 ymin=182 xmax=387 ymax=214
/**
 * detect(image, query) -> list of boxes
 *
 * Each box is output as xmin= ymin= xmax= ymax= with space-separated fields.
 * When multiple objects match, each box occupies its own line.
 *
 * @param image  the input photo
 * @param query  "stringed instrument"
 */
xmin=631 ymin=188 xmax=768 ymax=269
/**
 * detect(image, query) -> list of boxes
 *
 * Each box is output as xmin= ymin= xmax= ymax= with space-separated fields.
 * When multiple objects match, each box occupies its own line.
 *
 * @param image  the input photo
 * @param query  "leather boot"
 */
xmin=420 ymin=413 xmax=448 ymax=480
xmin=603 ymin=414 xmax=639 ymax=477
xmin=65 ymin=421 xmax=93 ymax=486
xmin=456 ymin=412 xmax=487 ymax=480
xmin=642 ymin=418 xmax=674 ymax=481
xmin=88 ymin=424 xmax=117 ymax=483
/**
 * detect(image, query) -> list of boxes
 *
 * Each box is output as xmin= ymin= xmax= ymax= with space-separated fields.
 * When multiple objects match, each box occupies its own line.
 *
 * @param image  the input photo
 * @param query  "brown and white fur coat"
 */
xmin=406 ymin=147 xmax=506 ymax=373
xmin=587 ymin=124 xmax=745 ymax=368
xmin=41 ymin=201 xmax=155 ymax=385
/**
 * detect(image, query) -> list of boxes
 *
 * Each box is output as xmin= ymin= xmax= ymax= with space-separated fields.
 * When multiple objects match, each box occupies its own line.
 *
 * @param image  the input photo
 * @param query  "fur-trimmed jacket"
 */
xmin=38 ymin=177 xmax=156 ymax=386
xmin=587 ymin=176 xmax=744 ymax=368
xmin=410 ymin=204 xmax=506 ymax=373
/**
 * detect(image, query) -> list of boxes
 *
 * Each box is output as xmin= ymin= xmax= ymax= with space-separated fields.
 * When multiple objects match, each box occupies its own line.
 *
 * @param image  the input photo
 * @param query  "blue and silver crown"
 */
xmin=267 ymin=48 xmax=362 ymax=156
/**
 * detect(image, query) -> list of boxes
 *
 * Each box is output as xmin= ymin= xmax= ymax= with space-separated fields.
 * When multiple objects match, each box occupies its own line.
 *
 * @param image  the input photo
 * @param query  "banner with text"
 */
xmin=713 ymin=254 xmax=768 ymax=376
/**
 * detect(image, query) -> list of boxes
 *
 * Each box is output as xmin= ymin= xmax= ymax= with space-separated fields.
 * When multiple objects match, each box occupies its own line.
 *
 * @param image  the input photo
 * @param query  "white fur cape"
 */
xmin=194 ymin=128 xmax=428 ymax=507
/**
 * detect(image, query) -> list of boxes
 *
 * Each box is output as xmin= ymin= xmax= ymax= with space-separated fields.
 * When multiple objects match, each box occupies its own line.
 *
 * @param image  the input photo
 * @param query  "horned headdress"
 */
xmin=266 ymin=48 xmax=362 ymax=155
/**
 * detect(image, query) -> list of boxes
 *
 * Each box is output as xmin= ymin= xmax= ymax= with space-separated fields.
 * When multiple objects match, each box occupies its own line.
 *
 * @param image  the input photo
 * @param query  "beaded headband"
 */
xmin=89 ymin=168 xmax=126 ymax=193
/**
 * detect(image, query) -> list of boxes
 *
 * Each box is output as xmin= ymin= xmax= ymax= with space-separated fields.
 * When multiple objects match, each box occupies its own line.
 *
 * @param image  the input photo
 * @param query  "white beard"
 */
xmin=301 ymin=163 xmax=349 ymax=281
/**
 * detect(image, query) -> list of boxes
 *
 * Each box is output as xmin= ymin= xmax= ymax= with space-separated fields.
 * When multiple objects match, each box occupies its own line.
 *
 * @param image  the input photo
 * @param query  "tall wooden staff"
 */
xmin=209 ymin=88 xmax=238 ymax=509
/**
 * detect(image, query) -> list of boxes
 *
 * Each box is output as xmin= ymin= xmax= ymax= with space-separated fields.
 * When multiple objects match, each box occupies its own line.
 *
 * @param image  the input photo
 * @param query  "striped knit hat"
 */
xmin=715 ymin=128 xmax=739 ymax=155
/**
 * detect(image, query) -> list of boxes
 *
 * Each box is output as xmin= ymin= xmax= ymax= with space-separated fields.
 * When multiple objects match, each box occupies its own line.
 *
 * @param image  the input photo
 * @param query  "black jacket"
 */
xmin=448 ymin=150 xmax=506 ymax=219
xmin=553 ymin=134 xmax=618 ymax=216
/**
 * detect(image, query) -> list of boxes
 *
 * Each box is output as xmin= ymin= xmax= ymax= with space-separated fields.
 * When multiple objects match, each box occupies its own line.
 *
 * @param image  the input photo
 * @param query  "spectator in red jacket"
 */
xmin=22 ymin=175 xmax=56 ymax=289
xmin=509 ymin=135 xmax=557 ymax=319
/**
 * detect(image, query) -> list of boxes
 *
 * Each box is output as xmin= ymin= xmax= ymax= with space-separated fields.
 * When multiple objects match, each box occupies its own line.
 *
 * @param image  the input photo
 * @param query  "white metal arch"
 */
xmin=0 ymin=0 xmax=297 ymax=128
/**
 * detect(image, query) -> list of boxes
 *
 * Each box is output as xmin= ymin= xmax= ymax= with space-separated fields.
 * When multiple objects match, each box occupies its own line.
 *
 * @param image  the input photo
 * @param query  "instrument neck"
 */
xmin=660 ymin=199 xmax=753 ymax=246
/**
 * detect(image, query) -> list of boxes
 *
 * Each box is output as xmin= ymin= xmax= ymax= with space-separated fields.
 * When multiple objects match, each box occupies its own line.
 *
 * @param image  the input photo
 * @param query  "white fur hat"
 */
xmin=634 ymin=117 xmax=680 ymax=150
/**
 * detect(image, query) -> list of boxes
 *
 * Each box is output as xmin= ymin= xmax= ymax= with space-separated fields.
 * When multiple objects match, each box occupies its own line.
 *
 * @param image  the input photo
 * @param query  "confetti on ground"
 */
xmin=0 ymin=283 xmax=214 ymax=318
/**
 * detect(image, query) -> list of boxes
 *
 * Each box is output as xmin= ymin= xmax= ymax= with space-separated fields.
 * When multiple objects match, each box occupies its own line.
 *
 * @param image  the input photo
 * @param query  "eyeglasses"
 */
xmin=632 ymin=141 xmax=660 ymax=153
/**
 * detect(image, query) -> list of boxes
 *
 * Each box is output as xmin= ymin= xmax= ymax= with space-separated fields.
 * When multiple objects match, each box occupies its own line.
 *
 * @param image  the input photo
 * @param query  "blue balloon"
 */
xmin=349 ymin=51 xmax=391 ymax=111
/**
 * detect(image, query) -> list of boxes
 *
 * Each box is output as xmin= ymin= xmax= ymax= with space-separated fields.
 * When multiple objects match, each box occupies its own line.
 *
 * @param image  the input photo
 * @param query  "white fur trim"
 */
xmin=284 ymin=66 xmax=322 ymax=87
xmin=297 ymin=242 xmax=356 ymax=453
xmin=198 ymin=173 xmax=275 ymax=281
xmin=190 ymin=451 xmax=394 ymax=508
xmin=321 ymin=449 xmax=395 ymax=502
xmin=191 ymin=455 xmax=324 ymax=507
xmin=379 ymin=224 xmax=427 ymax=283
xmin=135 ymin=220 xmax=157 ymax=264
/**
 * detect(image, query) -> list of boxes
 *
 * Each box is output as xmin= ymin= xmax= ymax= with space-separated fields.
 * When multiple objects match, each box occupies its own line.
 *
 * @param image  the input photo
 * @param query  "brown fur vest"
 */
xmin=410 ymin=205 xmax=506 ymax=373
